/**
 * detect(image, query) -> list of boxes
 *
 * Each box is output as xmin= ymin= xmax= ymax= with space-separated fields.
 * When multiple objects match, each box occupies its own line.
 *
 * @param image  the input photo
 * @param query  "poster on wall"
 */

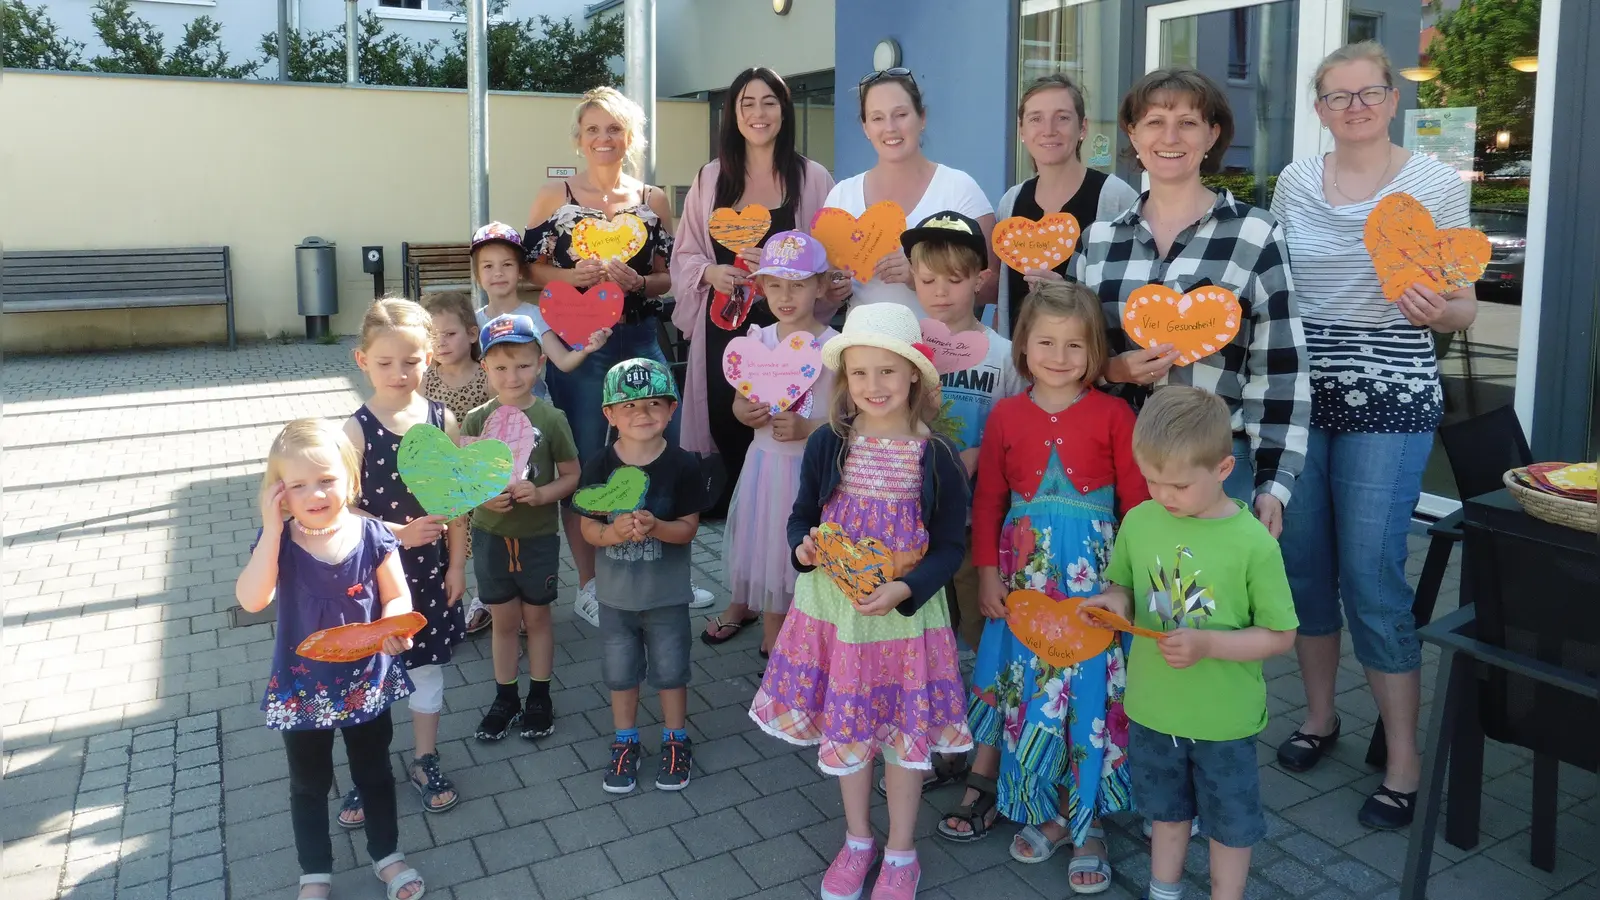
xmin=1404 ymin=107 xmax=1477 ymax=198
xmin=1085 ymin=133 xmax=1113 ymax=169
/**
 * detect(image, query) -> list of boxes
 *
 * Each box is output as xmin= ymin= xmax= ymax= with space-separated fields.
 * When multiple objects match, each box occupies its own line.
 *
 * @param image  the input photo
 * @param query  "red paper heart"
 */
xmin=710 ymin=258 xmax=765 ymax=331
xmin=540 ymin=281 xmax=623 ymax=348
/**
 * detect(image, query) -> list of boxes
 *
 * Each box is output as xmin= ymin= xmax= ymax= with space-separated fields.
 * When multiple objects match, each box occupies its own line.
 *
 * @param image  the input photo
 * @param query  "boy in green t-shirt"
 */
xmin=1082 ymin=386 xmax=1298 ymax=900
xmin=464 ymin=315 xmax=580 ymax=743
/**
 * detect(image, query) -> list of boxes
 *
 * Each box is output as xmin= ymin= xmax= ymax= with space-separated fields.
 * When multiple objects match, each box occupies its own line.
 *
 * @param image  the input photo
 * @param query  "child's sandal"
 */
xmin=336 ymin=789 xmax=364 ymax=829
xmin=408 ymin=753 xmax=459 ymax=814
xmin=1067 ymin=825 xmax=1113 ymax=894
xmin=1010 ymin=814 xmax=1072 ymax=863
xmin=297 ymin=873 xmax=332 ymax=899
xmin=935 ymin=772 xmax=1001 ymax=843
xmin=373 ymin=852 xmax=425 ymax=900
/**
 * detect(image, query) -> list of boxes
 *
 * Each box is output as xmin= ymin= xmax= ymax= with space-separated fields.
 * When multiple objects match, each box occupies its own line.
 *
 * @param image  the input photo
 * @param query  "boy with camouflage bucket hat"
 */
xmin=576 ymin=358 xmax=710 ymax=793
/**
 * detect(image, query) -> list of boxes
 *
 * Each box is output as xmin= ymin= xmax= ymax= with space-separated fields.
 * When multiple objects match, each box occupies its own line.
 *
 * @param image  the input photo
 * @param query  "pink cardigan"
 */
xmin=670 ymin=157 xmax=836 ymax=454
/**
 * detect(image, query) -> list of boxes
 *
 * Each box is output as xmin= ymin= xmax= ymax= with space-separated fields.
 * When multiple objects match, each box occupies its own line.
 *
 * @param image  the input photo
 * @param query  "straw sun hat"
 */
xmin=821 ymin=303 xmax=941 ymax=389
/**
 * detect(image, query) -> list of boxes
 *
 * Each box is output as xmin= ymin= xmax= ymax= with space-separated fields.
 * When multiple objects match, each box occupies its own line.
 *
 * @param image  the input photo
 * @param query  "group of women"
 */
xmin=521 ymin=39 xmax=1477 ymax=832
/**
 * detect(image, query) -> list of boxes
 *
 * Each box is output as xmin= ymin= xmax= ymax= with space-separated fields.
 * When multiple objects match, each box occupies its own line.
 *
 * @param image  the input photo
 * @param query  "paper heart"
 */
xmin=572 ymin=213 xmax=648 ymax=262
xmin=810 ymin=201 xmax=907 ymax=278
xmin=1081 ymin=605 xmax=1168 ymax=641
xmin=1122 ymin=283 xmax=1242 ymax=366
xmin=710 ymin=257 xmax=765 ymax=331
xmin=814 ymin=522 xmax=894 ymax=604
xmin=296 ymin=611 xmax=427 ymax=663
xmin=540 ymin=281 xmax=623 ymax=348
xmin=918 ymin=319 xmax=990 ymax=374
xmin=722 ymin=330 xmax=824 ymax=415
xmin=482 ymin=404 xmax=539 ymax=480
xmin=992 ymin=212 xmax=1081 ymax=273
xmin=709 ymin=205 xmax=772 ymax=253
xmin=1364 ymin=192 xmax=1491 ymax=301
xmin=571 ymin=465 xmax=650 ymax=516
xmin=397 ymin=423 xmax=513 ymax=519
xmin=1006 ymin=589 xmax=1113 ymax=668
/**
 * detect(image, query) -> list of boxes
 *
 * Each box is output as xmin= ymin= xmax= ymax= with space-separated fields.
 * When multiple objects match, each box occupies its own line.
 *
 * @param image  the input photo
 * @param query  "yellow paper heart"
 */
xmin=572 ymin=214 xmax=648 ymax=262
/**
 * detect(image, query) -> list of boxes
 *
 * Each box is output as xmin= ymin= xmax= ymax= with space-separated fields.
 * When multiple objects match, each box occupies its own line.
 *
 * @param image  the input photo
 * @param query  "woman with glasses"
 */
xmin=1270 ymin=42 xmax=1477 ymax=831
xmin=826 ymin=68 xmax=1000 ymax=316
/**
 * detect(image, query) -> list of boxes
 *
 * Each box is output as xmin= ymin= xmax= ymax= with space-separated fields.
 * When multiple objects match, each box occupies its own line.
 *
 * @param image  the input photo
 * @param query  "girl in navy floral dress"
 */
xmin=236 ymin=418 xmax=425 ymax=900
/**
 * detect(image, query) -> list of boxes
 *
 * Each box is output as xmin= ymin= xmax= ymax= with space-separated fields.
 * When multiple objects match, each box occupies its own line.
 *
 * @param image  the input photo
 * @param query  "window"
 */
xmin=380 ymin=0 xmax=426 ymax=8
xmin=1228 ymin=8 xmax=1250 ymax=80
xmin=1347 ymin=12 xmax=1380 ymax=45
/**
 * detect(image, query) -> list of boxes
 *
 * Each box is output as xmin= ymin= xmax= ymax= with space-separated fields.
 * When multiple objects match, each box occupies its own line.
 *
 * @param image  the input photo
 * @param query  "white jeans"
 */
xmin=407 ymin=664 xmax=444 ymax=715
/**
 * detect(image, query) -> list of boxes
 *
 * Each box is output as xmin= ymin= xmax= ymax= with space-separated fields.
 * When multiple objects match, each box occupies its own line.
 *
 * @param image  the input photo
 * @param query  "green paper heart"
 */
xmin=572 ymin=465 xmax=650 ymax=516
xmin=397 ymin=423 xmax=513 ymax=519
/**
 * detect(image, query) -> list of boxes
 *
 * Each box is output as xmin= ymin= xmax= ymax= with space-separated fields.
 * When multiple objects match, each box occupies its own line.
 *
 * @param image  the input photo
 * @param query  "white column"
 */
xmin=624 ymin=0 xmax=657 ymax=185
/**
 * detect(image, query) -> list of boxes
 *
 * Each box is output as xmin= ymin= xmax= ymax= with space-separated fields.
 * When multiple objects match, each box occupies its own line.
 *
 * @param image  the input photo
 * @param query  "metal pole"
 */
xmin=466 ymin=0 xmax=490 ymax=231
xmin=277 ymin=0 xmax=290 ymax=81
xmin=624 ymin=0 xmax=657 ymax=184
xmin=345 ymin=0 xmax=359 ymax=84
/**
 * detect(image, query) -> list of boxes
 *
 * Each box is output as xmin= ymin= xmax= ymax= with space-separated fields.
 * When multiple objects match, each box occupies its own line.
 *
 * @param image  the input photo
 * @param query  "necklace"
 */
xmin=1331 ymin=147 xmax=1396 ymax=203
xmin=293 ymin=519 xmax=340 ymax=536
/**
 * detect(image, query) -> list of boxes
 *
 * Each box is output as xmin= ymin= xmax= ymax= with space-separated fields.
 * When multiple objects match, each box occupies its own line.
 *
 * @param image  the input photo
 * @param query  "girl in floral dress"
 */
xmin=956 ymin=283 xmax=1149 ymax=894
xmin=749 ymin=304 xmax=972 ymax=900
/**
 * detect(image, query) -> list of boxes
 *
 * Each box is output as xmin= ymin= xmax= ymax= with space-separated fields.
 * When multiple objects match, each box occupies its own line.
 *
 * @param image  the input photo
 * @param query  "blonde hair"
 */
xmin=909 ymin=241 xmax=985 ymax=281
xmin=421 ymin=291 xmax=480 ymax=361
xmin=826 ymin=345 xmax=937 ymax=441
xmin=572 ymin=87 xmax=647 ymax=173
xmin=1132 ymin=386 xmax=1234 ymax=470
xmin=262 ymin=418 xmax=362 ymax=509
xmin=1011 ymin=281 xmax=1108 ymax=384
xmin=359 ymin=297 xmax=433 ymax=353
xmin=1313 ymin=41 xmax=1394 ymax=94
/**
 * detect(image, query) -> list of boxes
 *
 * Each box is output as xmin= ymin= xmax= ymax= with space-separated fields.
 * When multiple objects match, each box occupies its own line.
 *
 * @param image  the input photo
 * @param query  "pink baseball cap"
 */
xmin=751 ymin=230 xmax=829 ymax=280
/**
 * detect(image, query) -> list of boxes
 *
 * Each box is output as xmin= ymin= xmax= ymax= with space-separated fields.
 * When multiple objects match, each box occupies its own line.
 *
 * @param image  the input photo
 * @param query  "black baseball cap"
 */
xmin=900 ymin=210 xmax=988 ymax=265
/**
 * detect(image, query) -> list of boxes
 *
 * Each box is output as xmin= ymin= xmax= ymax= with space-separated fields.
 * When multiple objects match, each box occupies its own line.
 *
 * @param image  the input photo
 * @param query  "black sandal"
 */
xmin=336 ymin=788 xmax=364 ymax=829
xmin=1276 ymin=715 xmax=1340 ymax=772
xmin=936 ymin=772 xmax=1000 ymax=843
xmin=876 ymin=751 xmax=970 ymax=796
xmin=700 ymin=613 xmax=758 ymax=646
xmin=1358 ymin=784 xmax=1417 ymax=830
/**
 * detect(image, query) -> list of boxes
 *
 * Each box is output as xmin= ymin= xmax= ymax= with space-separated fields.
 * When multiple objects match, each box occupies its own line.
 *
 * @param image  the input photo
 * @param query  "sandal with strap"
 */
xmin=1276 ymin=715 xmax=1341 ymax=773
xmin=297 ymin=873 xmax=332 ymax=900
xmin=1011 ymin=814 xmax=1072 ymax=864
xmin=935 ymin=772 xmax=1001 ymax=843
xmin=336 ymin=788 xmax=364 ymax=829
xmin=1358 ymin=783 xmax=1417 ymax=830
xmin=408 ymin=753 xmax=459 ymax=814
xmin=373 ymin=852 xmax=425 ymax=900
xmin=701 ymin=613 xmax=758 ymax=646
xmin=1067 ymin=825 xmax=1113 ymax=894
xmin=876 ymin=752 xmax=969 ymax=797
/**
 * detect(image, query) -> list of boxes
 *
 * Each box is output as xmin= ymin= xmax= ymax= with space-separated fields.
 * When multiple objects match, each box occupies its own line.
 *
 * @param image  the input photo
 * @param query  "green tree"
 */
xmin=255 ymin=11 xmax=439 ymax=86
xmin=432 ymin=9 xmax=624 ymax=93
xmin=1 ymin=1 xmax=88 ymax=70
xmin=1417 ymin=0 xmax=1539 ymax=149
xmin=89 ymin=0 xmax=257 ymax=78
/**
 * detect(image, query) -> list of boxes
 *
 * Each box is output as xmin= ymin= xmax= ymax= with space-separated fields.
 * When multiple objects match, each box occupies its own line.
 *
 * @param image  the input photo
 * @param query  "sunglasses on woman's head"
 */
xmin=859 ymin=67 xmax=913 ymax=88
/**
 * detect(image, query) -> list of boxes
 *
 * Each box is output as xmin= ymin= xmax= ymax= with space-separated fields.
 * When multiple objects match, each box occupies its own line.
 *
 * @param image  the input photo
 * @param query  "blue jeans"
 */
xmin=1279 ymin=428 xmax=1430 ymax=674
xmin=1223 ymin=436 xmax=1254 ymax=504
xmin=544 ymin=318 xmax=679 ymax=465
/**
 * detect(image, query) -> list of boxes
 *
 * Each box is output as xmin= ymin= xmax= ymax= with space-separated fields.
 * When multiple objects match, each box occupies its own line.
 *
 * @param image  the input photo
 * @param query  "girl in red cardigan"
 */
xmin=940 ymin=282 xmax=1149 ymax=895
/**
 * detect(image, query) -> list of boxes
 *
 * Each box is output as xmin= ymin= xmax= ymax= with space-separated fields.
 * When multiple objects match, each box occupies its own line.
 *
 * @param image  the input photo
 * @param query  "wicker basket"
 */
xmin=1503 ymin=469 xmax=1598 ymax=531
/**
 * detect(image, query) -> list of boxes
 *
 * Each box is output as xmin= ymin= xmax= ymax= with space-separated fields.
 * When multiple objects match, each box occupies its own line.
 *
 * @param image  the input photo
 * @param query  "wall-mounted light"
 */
xmin=772 ymin=0 xmax=792 ymax=15
xmin=1496 ymin=130 xmax=1512 ymax=149
xmin=1509 ymin=56 xmax=1538 ymax=73
xmin=873 ymin=39 xmax=902 ymax=72
xmin=1399 ymin=66 xmax=1440 ymax=82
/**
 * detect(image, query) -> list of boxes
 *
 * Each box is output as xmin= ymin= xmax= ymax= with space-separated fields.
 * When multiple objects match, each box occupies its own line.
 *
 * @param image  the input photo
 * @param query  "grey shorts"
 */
xmin=1129 ymin=720 xmax=1266 ymax=849
xmin=471 ymin=530 xmax=559 ymax=606
xmin=599 ymin=603 xmax=691 ymax=692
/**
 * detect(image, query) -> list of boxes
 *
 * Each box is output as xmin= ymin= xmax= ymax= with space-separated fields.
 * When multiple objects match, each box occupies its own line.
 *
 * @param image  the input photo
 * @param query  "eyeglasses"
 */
xmin=1319 ymin=85 xmax=1394 ymax=111
xmin=859 ymin=67 xmax=913 ymax=88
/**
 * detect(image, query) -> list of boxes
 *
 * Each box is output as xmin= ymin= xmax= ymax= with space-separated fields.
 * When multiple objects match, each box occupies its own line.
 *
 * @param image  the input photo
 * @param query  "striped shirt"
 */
xmin=1270 ymin=153 xmax=1466 ymax=434
xmin=1071 ymin=190 xmax=1310 ymax=505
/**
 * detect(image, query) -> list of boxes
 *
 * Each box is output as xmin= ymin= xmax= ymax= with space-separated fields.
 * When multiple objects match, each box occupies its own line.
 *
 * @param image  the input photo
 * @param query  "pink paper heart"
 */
xmin=463 ymin=405 xmax=540 ymax=480
xmin=918 ymin=319 xmax=990 ymax=374
xmin=722 ymin=331 xmax=824 ymax=416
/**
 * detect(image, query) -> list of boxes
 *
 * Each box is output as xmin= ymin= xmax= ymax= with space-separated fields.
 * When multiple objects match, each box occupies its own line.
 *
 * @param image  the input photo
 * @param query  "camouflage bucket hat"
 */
xmin=601 ymin=358 xmax=678 ymax=406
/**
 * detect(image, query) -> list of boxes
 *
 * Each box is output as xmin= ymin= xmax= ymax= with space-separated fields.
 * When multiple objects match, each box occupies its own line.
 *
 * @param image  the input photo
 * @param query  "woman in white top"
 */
xmin=826 ymin=68 xmax=998 ymax=316
xmin=1269 ymin=42 xmax=1477 ymax=832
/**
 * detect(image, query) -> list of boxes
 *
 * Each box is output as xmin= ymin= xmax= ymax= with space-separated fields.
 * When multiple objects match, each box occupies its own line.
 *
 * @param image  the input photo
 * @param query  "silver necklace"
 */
xmin=1331 ymin=147 xmax=1396 ymax=203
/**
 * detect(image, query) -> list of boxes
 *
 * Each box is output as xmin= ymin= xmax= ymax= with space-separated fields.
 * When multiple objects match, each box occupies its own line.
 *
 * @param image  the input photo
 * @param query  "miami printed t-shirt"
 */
xmin=462 ymin=398 xmax=577 ymax=538
xmin=1104 ymin=499 xmax=1299 ymax=741
xmin=578 ymin=443 xmax=709 ymax=611
xmin=933 ymin=324 xmax=1026 ymax=453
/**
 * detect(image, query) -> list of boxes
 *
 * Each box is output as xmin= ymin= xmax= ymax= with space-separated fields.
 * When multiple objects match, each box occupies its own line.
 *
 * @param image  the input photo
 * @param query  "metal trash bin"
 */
xmin=295 ymin=237 xmax=338 ymax=340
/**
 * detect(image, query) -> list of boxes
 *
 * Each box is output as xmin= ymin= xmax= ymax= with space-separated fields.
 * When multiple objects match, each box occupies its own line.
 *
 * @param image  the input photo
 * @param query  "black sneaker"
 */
xmin=520 ymin=691 xmax=554 ymax=740
xmin=603 ymin=740 xmax=642 ymax=794
xmin=475 ymin=693 xmax=521 ymax=741
xmin=654 ymin=736 xmax=693 ymax=791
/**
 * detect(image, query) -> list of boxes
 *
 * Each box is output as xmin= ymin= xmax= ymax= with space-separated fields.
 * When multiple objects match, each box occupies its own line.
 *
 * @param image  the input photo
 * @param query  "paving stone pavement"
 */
xmin=3 ymin=341 xmax=1596 ymax=900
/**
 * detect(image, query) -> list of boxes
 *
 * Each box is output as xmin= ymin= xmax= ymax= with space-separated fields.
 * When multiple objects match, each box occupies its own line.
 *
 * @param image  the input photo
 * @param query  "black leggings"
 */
xmin=282 ymin=710 xmax=397 ymax=875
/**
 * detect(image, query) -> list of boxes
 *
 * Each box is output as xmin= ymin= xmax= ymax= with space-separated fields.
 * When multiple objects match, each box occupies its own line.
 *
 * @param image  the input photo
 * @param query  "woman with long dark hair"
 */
xmin=671 ymin=67 xmax=841 ymax=645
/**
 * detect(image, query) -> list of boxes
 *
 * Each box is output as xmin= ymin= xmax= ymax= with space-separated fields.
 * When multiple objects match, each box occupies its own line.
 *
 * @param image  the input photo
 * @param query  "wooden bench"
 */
xmin=2 ymin=247 xmax=235 ymax=349
xmin=401 ymin=241 xmax=475 ymax=299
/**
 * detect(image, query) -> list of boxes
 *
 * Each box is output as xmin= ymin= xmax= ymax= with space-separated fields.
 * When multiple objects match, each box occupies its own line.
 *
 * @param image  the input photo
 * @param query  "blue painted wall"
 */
xmin=834 ymin=1 xmax=1015 ymax=205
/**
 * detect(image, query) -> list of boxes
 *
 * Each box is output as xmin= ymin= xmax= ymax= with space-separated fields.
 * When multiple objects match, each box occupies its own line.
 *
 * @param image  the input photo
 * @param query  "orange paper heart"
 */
xmin=572 ymin=213 xmax=648 ymax=262
xmin=814 ymin=522 xmax=894 ymax=604
xmin=1122 ymin=284 xmax=1242 ymax=366
xmin=709 ymin=205 xmax=772 ymax=253
xmin=1081 ymin=605 xmax=1167 ymax=641
xmin=1365 ymin=193 xmax=1491 ymax=301
xmin=1006 ymin=589 xmax=1112 ymax=668
xmin=810 ymin=201 xmax=907 ymax=278
xmin=296 ymin=611 xmax=427 ymax=663
xmin=992 ymin=212 xmax=1081 ymax=272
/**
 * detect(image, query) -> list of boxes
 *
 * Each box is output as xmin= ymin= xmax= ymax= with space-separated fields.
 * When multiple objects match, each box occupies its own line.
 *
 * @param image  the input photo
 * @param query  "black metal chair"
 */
xmin=1366 ymin=404 xmax=1533 ymax=767
xmin=1401 ymin=492 xmax=1598 ymax=899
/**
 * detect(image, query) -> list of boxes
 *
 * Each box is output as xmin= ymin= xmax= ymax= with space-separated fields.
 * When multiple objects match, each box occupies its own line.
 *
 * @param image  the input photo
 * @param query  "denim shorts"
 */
xmin=471 ymin=530 xmax=559 ymax=606
xmin=544 ymin=319 xmax=679 ymax=465
xmin=1222 ymin=435 xmax=1255 ymax=504
xmin=1129 ymin=720 xmax=1265 ymax=848
xmin=1278 ymin=428 xmax=1430 ymax=673
xmin=599 ymin=603 xmax=691 ymax=692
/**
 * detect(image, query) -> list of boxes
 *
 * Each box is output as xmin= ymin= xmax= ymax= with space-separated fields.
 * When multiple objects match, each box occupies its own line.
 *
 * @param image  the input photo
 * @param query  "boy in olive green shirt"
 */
xmin=465 ymin=315 xmax=580 ymax=742
xmin=1082 ymin=387 xmax=1298 ymax=900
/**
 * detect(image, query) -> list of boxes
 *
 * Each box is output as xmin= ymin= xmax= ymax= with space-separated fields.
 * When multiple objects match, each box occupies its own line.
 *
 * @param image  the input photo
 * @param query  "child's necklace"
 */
xmin=293 ymin=519 xmax=339 ymax=536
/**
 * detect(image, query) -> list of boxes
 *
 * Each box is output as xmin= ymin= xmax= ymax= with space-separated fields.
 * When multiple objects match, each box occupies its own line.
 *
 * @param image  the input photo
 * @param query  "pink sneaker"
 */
xmin=819 ymin=841 xmax=877 ymax=900
xmin=871 ymin=859 xmax=921 ymax=900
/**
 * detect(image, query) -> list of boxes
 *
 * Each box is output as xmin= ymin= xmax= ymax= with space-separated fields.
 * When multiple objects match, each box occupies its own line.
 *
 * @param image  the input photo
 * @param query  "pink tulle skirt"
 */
xmin=723 ymin=442 xmax=803 ymax=614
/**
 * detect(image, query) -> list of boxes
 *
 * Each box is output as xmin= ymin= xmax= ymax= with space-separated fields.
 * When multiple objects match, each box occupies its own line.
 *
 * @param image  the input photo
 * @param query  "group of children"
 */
xmin=239 ymin=212 xmax=1299 ymax=900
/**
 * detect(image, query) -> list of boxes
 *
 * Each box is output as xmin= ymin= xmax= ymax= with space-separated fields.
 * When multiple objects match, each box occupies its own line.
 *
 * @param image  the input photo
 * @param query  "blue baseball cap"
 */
xmin=479 ymin=314 xmax=540 ymax=353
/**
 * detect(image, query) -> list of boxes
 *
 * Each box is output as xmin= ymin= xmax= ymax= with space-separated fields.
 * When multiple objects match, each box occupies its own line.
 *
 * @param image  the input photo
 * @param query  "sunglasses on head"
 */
xmin=859 ymin=67 xmax=913 ymax=88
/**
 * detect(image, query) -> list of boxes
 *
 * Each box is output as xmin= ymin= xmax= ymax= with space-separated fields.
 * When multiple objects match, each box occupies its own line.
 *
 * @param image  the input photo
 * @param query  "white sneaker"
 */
xmin=689 ymin=582 xmax=715 ymax=609
xmin=575 ymin=579 xmax=600 ymax=628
